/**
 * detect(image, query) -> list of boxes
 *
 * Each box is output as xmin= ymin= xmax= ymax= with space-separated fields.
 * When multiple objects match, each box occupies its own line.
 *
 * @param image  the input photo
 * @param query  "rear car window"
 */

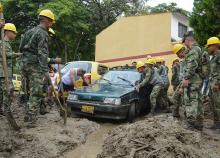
xmin=61 ymin=62 xmax=92 ymax=74
xmin=98 ymin=65 xmax=108 ymax=75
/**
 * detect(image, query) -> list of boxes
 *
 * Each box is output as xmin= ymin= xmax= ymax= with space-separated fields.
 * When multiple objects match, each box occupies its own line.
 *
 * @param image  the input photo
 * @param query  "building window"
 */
xmin=178 ymin=23 xmax=187 ymax=38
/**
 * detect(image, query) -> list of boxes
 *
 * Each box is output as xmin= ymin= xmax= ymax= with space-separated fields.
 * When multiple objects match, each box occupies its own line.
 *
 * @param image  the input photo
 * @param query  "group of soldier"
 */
xmin=0 ymin=7 xmax=220 ymax=133
xmin=0 ymin=9 xmax=60 ymax=129
xmin=135 ymin=31 xmax=220 ymax=132
xmin=172 ymin=32 xmax=220 ymax=132
xmin=135 ymin=56 xmax=170 ymax=116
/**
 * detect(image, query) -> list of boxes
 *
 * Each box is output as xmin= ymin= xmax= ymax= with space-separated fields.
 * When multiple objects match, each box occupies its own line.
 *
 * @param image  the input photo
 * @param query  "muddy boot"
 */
xmin=25 ymin=114 xmax=37 ymax=128
xmin=172 ymin=108 xmax=180 ymax=118
xmin=184 ymin=119 xmax=196 ymax=131
xmin=0 ymin=107 xmax=4 ymax=115
xmin=39 ymin=102 xmax=49 ymax=115
xmin=164 ymin=107 xmax=172 ymax=113
xmin=194 ymin=121 xmax=203 ymax=131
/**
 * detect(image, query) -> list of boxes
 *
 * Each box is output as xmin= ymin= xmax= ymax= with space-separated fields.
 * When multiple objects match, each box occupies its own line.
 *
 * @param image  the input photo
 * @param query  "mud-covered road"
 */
xmin=1 ymin=99 xmax=220 ymax=158
xmin=65 ymin=123 xmax=117 ymax=158
xmin=64 ymin=115 xmax=220 ymax=158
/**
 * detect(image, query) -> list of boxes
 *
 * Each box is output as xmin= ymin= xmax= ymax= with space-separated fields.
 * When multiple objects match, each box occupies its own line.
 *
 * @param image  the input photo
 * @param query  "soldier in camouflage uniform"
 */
xmin=182 ymin=31 xmax=203 ymax=130
xmin=171 ymin=59 xmax=180 ymax=91
xmin=171 ymin=44 xmax=187 ymax=118
xmin=19 ymin=27 xmax=61 ymax=115
xmin=155 ymin=57 xmax=170 ymax=110
xmin=0 ymin=23 xmax=17 ymax=115
xmin=136 ymin=59 xmax=164 ymax=115
xmin=206 ymin=37 xmax=220 ymax=130
xmin=19 ymin=9 xmax=55 ymax=128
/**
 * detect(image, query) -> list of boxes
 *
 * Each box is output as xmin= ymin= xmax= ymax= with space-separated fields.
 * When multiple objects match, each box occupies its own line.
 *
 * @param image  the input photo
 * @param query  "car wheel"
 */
xmin=127 ymin=102 xmax=136 ymax=123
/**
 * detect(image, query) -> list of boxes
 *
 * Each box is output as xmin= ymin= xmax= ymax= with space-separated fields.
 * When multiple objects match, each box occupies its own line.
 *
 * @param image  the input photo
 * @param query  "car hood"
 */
xmin=71 ymin=83 xmax=134 ymax=101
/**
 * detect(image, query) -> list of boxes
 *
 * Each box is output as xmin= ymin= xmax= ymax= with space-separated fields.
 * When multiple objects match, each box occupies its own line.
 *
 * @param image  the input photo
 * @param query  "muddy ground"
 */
xmin=97 ymin=114 xmax=220 ymax=158
xmin=0 ymin=103 xmax=99 ymax=158
xmin=1 ymin=98 xmax=220 ymax=158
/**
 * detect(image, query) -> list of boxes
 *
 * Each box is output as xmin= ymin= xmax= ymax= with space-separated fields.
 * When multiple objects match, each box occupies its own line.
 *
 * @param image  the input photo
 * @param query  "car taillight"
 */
xmin=84 ymin=74 xmax=91 ymax=85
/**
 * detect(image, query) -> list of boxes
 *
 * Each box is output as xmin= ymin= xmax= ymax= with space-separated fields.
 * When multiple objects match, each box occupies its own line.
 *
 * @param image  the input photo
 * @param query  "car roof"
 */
xmin=110 ymin=69 xmax=137 ymax=72
xmin=66 ymin=61 xmax=108 ymax=67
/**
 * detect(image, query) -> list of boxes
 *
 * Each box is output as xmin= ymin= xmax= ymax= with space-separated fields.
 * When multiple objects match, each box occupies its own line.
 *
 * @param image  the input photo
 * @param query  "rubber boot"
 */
xmin=172 ymin=107 xmax=180 ymax=118
xmin=194 ymin=121 xmax=203 ymax=131
xmin=39 ymin=100 xmax=50 ymax=115
xmin=0 ymin=106 xmax=4 ymax=115
xmin=25 ymin=114 xmax=37 ymax=128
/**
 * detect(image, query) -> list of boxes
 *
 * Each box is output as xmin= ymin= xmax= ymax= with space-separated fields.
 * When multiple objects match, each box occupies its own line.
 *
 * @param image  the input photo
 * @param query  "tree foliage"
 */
xmin=190 ymin=0 xmax=220 ymax=45
xmin=150 ymin=2 xmax=189 ymax=16
xmin=1 ymin=0 xmax=188 ymax=62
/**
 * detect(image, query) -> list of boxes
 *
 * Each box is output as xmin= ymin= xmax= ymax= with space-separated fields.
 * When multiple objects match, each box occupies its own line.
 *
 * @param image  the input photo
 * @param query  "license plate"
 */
xmin=81 ymin=105 xmax=94 ymax=114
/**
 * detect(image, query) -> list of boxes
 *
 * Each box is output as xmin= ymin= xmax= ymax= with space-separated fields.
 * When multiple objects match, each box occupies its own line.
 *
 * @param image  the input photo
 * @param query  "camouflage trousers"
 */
xmin=171 ymin=84 xmax=183 ymax=116
xmin=164 ymin=82 xmax=170 ymax=94
xmin=150 ymin=85 xmax=163 ymax=113
xmin=0 ymin=78 xmax=14 ymax=113
xmin=22 ymin=67 xmax=47 ymax=122
xmin=210 ymin=88 xmax=220 ymax=123
xmin=183 ymin=84 xmax=204 ymax=124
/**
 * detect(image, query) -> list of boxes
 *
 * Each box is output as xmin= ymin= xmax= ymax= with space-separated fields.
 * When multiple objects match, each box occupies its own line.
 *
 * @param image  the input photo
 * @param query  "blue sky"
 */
xmin=147 ymin=0 xmax=194 ymax=12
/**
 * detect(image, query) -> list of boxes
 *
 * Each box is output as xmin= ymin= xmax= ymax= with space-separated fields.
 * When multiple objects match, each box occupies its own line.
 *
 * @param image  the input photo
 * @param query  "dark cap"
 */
xmin=182 ymin=31 xmax=195 ymax=43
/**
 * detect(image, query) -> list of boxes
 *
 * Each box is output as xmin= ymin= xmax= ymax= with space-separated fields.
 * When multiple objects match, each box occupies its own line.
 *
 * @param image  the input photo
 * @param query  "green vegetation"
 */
xmin=190 ymin=0 xmax=220 ymax=45
xmin=1 ymin=0 xmax=202 ymax=62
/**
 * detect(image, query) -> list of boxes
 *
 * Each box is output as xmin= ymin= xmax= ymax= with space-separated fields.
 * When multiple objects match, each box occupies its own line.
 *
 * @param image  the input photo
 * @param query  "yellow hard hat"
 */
xmin=146 ymin=58 xmax=155 ymax=65
xmin=136 ymin=61 xmax=145 ymax=69
xmin=173 ymin=43 xmax=184 ymax=54
xmin=39 ymin=9 xmax=55 ymax=22
xmin=206 ymin=37 xmax=220 ymax=47
xmin=49 ymin=28 xmax=55 ymax=36
xmin=3 ymin=23 xmax=17 ymax=33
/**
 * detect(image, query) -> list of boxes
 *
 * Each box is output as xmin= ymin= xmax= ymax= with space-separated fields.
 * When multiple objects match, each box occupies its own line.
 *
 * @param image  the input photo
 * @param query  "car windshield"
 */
xmin=100 ymin=70 xmax=140 ymax=86
xmin=61 ymin=62 xmax=92 ymax=74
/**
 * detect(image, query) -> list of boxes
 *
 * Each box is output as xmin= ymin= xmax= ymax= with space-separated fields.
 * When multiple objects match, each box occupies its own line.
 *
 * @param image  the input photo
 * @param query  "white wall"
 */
xmin=171 ymin=13 xmax=193 ymax=42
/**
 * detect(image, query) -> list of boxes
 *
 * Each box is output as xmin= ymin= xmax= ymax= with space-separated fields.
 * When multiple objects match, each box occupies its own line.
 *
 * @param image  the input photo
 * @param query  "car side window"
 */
xmin=98 ymin=65 xmax=108 ymax=75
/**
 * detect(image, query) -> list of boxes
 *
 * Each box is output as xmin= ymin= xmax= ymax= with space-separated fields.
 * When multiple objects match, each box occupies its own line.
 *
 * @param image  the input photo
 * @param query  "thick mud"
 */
xmin=65 ymin=123 xmax=116 ymax=158
xmin=97 ymin=115 xmax=220 ymax=158
xmin=0 ymin=105 xmax=99 ymax=158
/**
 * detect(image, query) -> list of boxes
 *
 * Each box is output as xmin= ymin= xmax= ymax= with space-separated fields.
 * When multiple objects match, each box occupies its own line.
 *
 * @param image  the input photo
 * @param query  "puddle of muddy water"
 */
xmin=65 ymin=123 xmax=116 ymax=158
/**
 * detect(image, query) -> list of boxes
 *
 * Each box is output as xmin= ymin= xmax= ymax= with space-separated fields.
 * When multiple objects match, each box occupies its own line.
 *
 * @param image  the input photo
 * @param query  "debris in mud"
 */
xmin=98 ymin=115 xmax=220 ymax=158
xmin=0 ymin=105 xmax=99 ymax=158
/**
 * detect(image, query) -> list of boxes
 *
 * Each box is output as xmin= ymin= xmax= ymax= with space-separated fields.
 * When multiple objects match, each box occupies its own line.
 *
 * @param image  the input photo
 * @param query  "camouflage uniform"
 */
xmin=171 ymin=60 xmax=186 ymax=117
xmin=19 ymin=25 xmax=49 ymax=125
xmin=209 ymin=50 xmax=220 ymax=126
xmin=138 ymin=67 xmax=164 ymax=114
xmin=183 ymin=43 xmax=203 ymax=127
xmin=0 ymin=40 xmax=14 ymax=114
xmin=171 ymin=63 xmax=180 ymax=91
xmin=157 ymin=65 xmax=170 ymax=109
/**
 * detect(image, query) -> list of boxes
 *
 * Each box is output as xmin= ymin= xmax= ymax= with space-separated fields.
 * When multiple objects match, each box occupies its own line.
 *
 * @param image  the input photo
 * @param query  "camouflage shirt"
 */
xmin=19 ymin=25 xmax=49 ymax=71
xmin=138 ymin=67 xmax=164 ymax=88
xmin=201 ymin=50 xmax=211 ymax=79
xmin=184 ymin=43 xmax=203 ymax=84
xmin=171 ymin=63 xmax=180 ymax=86
xmin=209 ymin=50 xmax=220 ymax=86
xmin=0 ymin=40 xmax=13 ymax=78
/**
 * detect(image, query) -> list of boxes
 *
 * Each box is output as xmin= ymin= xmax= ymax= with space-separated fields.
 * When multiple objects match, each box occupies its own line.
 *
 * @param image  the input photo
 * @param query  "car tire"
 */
xmin=127 ymin=102 xmax=136 ymax=123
